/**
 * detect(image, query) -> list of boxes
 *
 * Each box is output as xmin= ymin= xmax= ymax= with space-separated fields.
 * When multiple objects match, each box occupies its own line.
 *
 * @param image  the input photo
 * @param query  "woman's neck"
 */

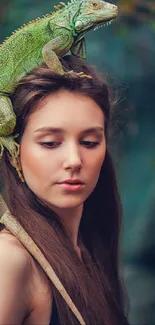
xmin=50 ymin=204 xmax=83 ymax=248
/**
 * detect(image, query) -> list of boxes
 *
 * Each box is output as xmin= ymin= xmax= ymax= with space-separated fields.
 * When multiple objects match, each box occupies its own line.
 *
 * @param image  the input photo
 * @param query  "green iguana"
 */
xmin=0 ymin=0 xmax=118 ymax=159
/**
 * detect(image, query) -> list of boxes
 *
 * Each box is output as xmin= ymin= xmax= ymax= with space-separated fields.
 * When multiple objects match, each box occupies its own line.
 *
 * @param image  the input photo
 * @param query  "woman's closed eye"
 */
xmin=39 ymin=141 xmax=61 ymax=148
xmin=39 ymin=141 xmax=100 ymax=149
xmin=80 ymin=141 xmax=100 ymax=148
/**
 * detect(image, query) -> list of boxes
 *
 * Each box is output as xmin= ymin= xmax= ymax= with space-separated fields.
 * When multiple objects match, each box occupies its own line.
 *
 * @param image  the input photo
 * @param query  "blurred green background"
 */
xmin=1 ymin=0 xmax=155 ymax=323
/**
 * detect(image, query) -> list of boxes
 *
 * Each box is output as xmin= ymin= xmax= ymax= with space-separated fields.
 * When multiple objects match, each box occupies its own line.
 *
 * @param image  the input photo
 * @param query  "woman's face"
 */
xmin=20 ymin=90 xmax=106 ymax=212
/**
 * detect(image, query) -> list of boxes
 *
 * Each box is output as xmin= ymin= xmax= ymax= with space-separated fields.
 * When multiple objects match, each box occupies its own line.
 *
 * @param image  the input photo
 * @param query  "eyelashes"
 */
xmin=39 ymin=141 xmax=100 ymax=149
xmin=39 ymin=142 xmax=61 ymax=148
xmin=80 ymin=141 xmax=100 ymax=148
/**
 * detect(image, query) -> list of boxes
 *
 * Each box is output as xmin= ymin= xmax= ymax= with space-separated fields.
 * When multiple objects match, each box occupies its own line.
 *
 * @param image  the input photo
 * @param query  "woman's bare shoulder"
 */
xmin=0 ymin=228 xmax=53 ymax=323
xmin=0 ymin=228 xmax=31 ymax=267
xmin=0 ymin=228 xmax=33 ymax=323
xmin=0 ymin=228 xmax=50 ymax=290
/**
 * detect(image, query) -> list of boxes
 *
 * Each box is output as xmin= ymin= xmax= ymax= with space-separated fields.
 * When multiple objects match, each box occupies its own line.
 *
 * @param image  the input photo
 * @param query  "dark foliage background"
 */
xmin=1 ymin=1 xmax=155 ymax=323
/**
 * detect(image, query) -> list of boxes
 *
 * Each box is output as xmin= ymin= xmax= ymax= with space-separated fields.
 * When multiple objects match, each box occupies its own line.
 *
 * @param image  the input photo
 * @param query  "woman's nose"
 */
xmin=63 ymin=144 xmax=82 ymax=171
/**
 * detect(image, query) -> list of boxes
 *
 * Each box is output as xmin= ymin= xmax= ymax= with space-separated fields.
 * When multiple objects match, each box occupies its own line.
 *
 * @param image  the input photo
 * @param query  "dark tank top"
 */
xmin=49 ymin=298 xmax=60 ymax=325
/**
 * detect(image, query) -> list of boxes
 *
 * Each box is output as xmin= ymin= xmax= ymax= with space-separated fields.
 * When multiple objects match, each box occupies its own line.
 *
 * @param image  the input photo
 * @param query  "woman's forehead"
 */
xmin=26 ymin=90 xmax=105 ymax=129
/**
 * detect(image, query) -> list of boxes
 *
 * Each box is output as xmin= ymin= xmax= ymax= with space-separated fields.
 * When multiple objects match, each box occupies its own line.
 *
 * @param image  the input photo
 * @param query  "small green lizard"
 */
xmin=0 ymin=0 xmax=118 ymax=160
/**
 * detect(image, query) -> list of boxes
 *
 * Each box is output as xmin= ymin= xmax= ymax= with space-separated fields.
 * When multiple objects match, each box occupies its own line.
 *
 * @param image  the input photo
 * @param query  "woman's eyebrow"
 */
xmin=35 ymin=126 xmax=104 ymax=134
xmin=81 ymin=127 xmax=104 ymax=135
xmin=35 ymin=127 xmax=64 ymax=133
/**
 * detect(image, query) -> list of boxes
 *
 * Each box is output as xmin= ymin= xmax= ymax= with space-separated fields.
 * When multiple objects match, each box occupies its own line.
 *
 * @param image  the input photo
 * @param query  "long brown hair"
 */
xmin=0 ymin=55 xmax=128 ymax=325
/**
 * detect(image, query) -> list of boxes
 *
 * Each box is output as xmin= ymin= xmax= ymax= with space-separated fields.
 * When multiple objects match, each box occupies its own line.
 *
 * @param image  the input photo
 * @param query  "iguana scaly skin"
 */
xmin=0 ymin=0 xmax=118 ymax=160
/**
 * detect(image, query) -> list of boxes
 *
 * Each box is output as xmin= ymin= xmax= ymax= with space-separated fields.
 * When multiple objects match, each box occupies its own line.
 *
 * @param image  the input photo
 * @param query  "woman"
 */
xmin=0 ymin=55 xmax=129 ymax=325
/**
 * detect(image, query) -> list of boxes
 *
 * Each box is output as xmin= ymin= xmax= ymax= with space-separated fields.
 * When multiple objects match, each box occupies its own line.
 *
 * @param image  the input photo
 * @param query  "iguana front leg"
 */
xmin=42 ymin=35 xmax=92 ymax=79
xmin=0 ymin=95 xmax=16 ymax=136
xmin=42 ymin=34 xmax=72 ymax=74
xmin=0 ymin=95 xmax=20 ymax=167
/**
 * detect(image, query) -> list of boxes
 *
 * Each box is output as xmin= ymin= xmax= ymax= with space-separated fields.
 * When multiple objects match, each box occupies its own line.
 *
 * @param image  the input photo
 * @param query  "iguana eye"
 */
xmin=92 ymin=2 xmax=101 ymax=9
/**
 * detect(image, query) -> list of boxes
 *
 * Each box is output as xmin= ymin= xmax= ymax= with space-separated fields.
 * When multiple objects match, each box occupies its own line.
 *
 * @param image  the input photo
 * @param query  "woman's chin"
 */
xmin=47 ymin=198 xmax=84 ymax=210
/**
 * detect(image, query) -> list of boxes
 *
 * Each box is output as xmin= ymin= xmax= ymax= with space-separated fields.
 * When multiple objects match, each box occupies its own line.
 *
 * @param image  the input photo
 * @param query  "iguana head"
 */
xmin=53 ymin=0 xmax=117 ymax=37
xmin=74 ymin=0 xmax=118 ymax=34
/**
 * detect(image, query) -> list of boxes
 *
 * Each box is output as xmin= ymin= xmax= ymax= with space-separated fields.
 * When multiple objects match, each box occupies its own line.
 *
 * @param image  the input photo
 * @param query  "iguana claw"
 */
xmin=65 ymin=70 xmax=93 ymax=79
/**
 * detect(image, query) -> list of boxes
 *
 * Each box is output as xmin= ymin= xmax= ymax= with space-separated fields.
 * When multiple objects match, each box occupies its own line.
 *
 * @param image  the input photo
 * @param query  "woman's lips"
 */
xmin=57 ymin=183 xmax=85 ymax=192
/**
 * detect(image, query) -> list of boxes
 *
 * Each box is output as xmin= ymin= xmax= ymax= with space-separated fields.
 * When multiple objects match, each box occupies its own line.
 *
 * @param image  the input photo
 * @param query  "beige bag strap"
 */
xmin=0 ymin=195 xmax=86 ymax=325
